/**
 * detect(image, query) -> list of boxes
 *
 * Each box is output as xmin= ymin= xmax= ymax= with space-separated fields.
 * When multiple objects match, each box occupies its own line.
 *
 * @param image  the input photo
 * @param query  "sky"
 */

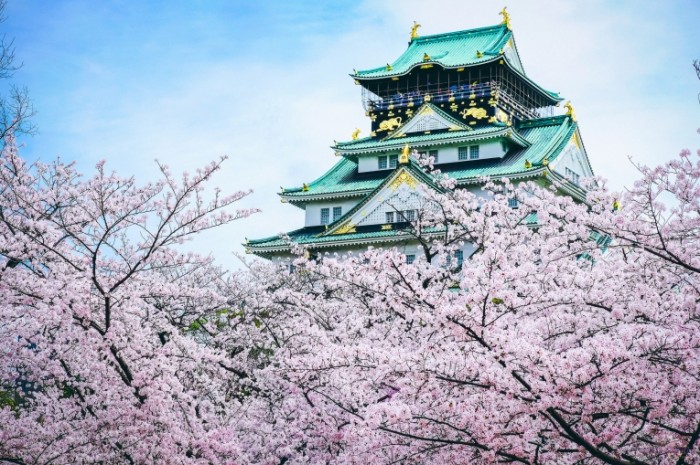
xmin=3 ymin=0 xmax=700 ymax=270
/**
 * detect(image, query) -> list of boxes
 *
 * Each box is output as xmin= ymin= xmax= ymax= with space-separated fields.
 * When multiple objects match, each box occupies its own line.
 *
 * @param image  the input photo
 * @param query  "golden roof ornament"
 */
xmin=564 ymin=101 xmax=577 ymax=122
xmin=524 ymin=159 xmax=532 ymax=169
xmin=351 ymin=128 xmax=361 ymax=140
xmin=499 ymin=7 xmax=512 ymax=30
xmin=386 ymin=63 xmax=393 ymax=71
xmin=399 ymin=144 xmax=410 ymax=164
xmin=476 ymin=50 xmax=483 ymax=58
xmin=423 ymin=53 xmax=431 ymax=61
xmin=302 ymin=183 xmax=309 ymax=192
xmin=410 ymin=21 xmax=421 ymax=41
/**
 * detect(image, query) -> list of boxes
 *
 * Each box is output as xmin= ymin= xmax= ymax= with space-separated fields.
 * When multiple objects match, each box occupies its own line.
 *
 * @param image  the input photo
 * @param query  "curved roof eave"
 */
xmin=335 ymin=127 xmax=531 ymax=157
xmin=353 ymin=55 xmax=562 ymax=104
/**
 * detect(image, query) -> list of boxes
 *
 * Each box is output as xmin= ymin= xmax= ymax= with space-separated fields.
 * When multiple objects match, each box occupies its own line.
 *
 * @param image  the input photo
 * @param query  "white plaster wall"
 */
xmin=356 ymin=140 xmax=506 ymax=174
xmin=356 ymin=188 xmax=427 ymax=227
xmin=551 ymin=140 xmax=592 ymax=182
xmin=304 ymin=199 xmax=359 ymax=227
xmin=357 ymin=153 xmax=399 ymax=173
xmin=434 ymin=140 xmax=506 ymax=164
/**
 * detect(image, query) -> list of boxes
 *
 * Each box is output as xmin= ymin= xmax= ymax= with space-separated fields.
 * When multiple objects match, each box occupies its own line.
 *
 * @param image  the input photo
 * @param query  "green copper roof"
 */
xmin=281 ymin=115 xmax=576 ymax=202
xmin=444 ymin=116 xmax=577 ymax=183
xmin=247 ymin=225 xmax=420 ymax=253
xmin=356 ymin=24 xmax=512 ymax=79
xmin=334 ymin=125 xmax=528 ymax=155
xmin=353 ymin=24 xmax=561 ymax=102
xmin=281 ymin=157 xmax=379 ymax=201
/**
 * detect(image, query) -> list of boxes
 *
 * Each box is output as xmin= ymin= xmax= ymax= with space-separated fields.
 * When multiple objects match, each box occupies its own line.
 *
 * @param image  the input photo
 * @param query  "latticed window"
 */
xmin=378 ymin=156 xmax=388 ymax=169
xmin=401 ymin=209 xmax=416 ymax=222
xmin=458 ymin=146 xmax=469 ymax=160
xmin=565 ymin=167 xmax=580 ymax=185
xmin=419 ymin=149 xmax=439 ymax=163
xmin=389 ymin=155 xmax=398 ymax=168
xmin=386 ymin=211 xmax=394 ymax=223
xmin=332 ymin=206 xmax=342 ymax=221
xmin=405 ymin=254 xmax=416 ymax=264
xmin=320 ymin=208 xmax=330 ymax=225
xmin=470 ymin=146 xmax=479 ymax=160
xmin=447 ymin=249 xmax=464 ymax=269
xmin=508 ymin=197 xmax=519 ymax=208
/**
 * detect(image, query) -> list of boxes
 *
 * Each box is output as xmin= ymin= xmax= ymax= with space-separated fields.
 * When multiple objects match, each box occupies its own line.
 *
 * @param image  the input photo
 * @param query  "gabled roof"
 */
xmin=334 ymin=124 xmax=529 ymax=156
xmin=280 ymin=115 xmax=580 ymax=203
xmin=356 ymin=24 xmax=513 ymax=79
xmin=384 ymin=103 xmax=471 ymax=137
xmin=353 ymin=24 xmax=562 ymax=103
xmin=246 ymin=225 xmax=432 ymax=255
xmin=443 ymin=115 xmax=579 ymax=184
xmin=322 ymin=161 xmax=443 ymax=236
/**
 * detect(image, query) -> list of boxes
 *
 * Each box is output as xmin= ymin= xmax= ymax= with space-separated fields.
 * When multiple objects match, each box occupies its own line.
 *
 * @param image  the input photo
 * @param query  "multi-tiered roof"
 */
xmin=248 ymin=12 xmax=594 ymax=258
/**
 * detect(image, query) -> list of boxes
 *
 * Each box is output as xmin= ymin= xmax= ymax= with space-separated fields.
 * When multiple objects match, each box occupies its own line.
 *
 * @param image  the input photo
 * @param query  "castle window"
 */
xmin=405 ymin=254 xmax=416 ymax=264
xmin=419 ymin=149 xmax=438 ymax=163
xmin=332 ymin=206 xmax=342 ymax=221
xmin=400 ymin=210 xmax=416 ymax=222
xmin=386 ymin=211 xmax=394 ymax=223
xmin=565 ymin=167 xmax=580 ymax=185
xmin=320 ymin=208 xmax=330 ymax=225
xmin=447 ymin=250 xmax=464 ymax=269
xmin=470 ymin=146 xmax=480 ymax=159
xmin=459 ymin=146 xmax=479 ymax=160
xmin=389 ymin=154 xmax=398 ymax=168
xmin=378 ymin=156 xmax=387 ymax=169
xmin=508 ymin=197 xmax=519 ymax=208
xmin=455 ymin=250 xmax=464 ymax=267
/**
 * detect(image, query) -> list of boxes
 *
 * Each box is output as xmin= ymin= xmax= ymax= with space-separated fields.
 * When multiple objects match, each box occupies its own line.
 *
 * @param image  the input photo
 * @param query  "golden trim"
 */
xmin=499 ymin=6 xmax=512 ymax=30
xmin=564 ymin=101 xmax=577 ymax=122
xmin=399 ymin=144 xmax=410 ymax=164
xmin=376 ymin=116 xmax=403 ymax=132
xmin=389 ymin=171 xmax=418 ymax=190
xmin=460 ymin=107 xmax=488 ymax=119
xmin=334 ymin=221 xmax=356 ymax=235
xmin=410 ymin=21 xmax=421 ymax=41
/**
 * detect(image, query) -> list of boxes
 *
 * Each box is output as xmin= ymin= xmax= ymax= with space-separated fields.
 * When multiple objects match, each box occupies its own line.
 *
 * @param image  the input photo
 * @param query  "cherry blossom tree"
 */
xmin=238 ymin=147 xmax=700 ymax=464
xmin=3 ymin=129 xmax=700 ymax=465
xmin=0 ymin=138 xmax=262 ymax=464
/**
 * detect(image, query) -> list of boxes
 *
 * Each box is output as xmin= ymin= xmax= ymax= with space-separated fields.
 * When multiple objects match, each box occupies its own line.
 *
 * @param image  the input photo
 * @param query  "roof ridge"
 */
xmin=412 ymin=23 xmax=507 ymax=43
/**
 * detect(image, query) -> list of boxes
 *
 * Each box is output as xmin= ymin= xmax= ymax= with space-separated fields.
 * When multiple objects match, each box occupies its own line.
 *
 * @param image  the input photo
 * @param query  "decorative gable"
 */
xmin=551 ymin=131 xmax=594 ymax=181
xmin=325 ymin=168 xmax=436 ymax=235
xmin=389 ymin=104 xmax=468 ymax=138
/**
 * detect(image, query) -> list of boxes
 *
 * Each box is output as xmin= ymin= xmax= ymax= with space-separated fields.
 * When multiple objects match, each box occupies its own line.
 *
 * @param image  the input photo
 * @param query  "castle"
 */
xmin=247 ymin=10 xmax=593 ymax=262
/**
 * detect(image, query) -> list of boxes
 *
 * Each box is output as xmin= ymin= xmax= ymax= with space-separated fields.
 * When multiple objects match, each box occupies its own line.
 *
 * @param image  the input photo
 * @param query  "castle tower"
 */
xmin=247 ymin=14 xmax=594 ymax=261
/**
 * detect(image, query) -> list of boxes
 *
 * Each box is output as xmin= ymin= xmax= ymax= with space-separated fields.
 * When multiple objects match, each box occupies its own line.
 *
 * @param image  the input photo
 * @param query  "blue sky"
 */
xmin=3 ymin=0 xmax=700 ymax=269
